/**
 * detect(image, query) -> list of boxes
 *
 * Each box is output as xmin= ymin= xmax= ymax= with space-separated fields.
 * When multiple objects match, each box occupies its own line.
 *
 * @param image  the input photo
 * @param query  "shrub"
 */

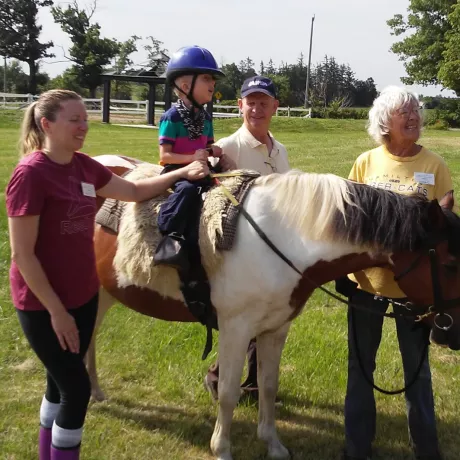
xmin=428 ymin=119 xmax=450 ymax=130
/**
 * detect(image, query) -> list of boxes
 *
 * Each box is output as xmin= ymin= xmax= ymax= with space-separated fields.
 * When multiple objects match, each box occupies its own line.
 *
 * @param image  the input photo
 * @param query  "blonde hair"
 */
xmin=367 ymin=86 xmax=422 ymax=145
xmin=173 ymin=75 xmax=193 ymax=98
xmin=19 ymin=89 xmax=82 ymax=157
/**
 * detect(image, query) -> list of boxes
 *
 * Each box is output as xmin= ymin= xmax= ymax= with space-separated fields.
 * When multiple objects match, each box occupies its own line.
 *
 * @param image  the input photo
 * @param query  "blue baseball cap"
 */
xmin=240 ymin=76 xmax=277 ymax=98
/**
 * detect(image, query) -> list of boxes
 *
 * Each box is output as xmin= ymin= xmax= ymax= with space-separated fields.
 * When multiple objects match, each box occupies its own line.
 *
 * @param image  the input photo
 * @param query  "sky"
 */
xmin=31 ymin=0 xmax=455 ymax=98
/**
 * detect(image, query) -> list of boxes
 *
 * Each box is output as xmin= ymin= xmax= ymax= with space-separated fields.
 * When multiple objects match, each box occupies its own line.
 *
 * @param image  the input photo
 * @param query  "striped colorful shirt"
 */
xmin=158 ymin=105 xmax=214 ymax=157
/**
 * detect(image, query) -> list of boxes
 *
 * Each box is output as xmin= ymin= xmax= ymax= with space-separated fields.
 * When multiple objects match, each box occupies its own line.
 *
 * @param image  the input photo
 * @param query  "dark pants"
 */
xmin=17 ymin=295 xmax=98 ymax=429
xmin=345 ymin=289 xmax=439 ymax=458
xmin=207 ymin=338 xmax=258 ymax=390
xmin=157 ymin=164 xmax=211 ymax=241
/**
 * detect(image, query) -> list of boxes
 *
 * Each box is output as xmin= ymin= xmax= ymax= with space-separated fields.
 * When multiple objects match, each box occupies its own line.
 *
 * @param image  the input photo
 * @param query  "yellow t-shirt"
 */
xmin=348 ymin=144 xmax=453 ymax=298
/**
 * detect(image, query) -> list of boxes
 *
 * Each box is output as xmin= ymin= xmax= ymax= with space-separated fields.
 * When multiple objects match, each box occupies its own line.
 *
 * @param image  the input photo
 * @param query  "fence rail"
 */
xmin=0 ymin=93 xmax=311 ymax=119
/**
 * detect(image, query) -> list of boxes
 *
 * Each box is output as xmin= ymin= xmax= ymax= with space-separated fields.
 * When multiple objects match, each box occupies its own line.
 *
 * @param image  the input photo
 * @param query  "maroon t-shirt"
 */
xmin=6 ymin=151 xmax=113 ymax=311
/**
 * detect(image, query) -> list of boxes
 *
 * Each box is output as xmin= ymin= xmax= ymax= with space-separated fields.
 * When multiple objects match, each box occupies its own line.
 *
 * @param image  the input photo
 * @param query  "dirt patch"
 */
xmin=88 ymin=113 xmax=152 ymax=124
xmin=12 ymin=357 xmax=39 ymax=372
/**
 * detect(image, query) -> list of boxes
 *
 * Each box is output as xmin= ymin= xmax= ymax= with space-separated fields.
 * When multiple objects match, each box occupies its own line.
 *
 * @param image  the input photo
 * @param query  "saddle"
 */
xmin=95 ymin=164 xmax=260 ymax=358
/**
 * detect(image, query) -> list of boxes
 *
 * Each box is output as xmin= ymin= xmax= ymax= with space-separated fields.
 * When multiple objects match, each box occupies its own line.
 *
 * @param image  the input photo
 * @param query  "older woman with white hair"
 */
xmin=342 ymin=86 xmax=452 ymax=460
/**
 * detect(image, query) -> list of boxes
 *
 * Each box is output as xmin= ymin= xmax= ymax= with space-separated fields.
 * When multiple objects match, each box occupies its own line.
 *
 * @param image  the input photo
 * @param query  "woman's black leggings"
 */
xmin=17 ymin=294 xmax=98 ymax=429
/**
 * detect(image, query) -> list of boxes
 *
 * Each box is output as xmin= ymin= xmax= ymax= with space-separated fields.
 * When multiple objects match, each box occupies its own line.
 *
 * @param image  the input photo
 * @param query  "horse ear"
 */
xmin=427 ymin=198 xmax=447 ymax=229
xmin=439 ymin=189 xmax=454 ymax=211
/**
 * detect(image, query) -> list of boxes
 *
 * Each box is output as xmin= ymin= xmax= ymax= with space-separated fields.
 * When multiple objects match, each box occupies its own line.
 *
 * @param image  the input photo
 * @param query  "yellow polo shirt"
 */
xmin=348 ymin=144 xmax=453 ymax=298
xmin=215 ymin=125 xmax=290 ymax=175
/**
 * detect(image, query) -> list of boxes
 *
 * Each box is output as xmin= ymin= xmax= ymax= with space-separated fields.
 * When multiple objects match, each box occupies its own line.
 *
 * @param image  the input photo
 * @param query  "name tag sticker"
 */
xmin=81 ymin=182 xmax=96 ymax=197
xmin=414 ymin=172 xmax=435 ymax=185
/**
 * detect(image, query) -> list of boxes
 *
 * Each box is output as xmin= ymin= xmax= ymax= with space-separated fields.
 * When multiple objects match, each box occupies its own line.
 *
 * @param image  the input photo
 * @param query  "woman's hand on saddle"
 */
xmin=181 ymin=160 xmax=210 ymax=180
xmin=50 ymin=310 xmax=80 ymax=354
xmin=193 ymin=149 xmax=210 ymax=162
xmin=218 ymin=154 xmax=237 ymax=171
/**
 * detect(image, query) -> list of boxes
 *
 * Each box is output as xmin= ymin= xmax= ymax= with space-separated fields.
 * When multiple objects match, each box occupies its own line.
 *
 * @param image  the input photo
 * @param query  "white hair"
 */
xmin=367 ymin=86 xmax=422 ymax=145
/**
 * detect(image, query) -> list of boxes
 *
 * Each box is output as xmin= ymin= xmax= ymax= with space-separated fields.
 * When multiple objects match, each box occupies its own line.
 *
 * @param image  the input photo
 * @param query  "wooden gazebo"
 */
xmin=101 ymin=67 xmax=171 ymax=126
xmin=101 ymin=53 xmax=214 ymax=125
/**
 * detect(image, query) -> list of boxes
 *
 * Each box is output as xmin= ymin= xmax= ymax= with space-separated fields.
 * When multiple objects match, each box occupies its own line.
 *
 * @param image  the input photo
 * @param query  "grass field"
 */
xmin=0 ymin=111 xmax=460 ymax=459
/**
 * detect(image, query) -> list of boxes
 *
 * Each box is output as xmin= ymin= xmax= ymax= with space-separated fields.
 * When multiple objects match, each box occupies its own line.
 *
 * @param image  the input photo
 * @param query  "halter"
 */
xmin=392 ymin=230 xmax=460 ymax=328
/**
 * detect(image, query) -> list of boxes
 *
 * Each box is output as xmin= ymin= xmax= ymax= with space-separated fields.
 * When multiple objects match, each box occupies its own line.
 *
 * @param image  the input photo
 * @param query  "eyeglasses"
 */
xmin=264 ymin=147 xmax=280 ymax=173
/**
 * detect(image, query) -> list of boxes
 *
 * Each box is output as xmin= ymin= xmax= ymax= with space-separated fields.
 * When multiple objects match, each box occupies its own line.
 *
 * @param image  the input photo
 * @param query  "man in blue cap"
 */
xmin=216 ymin=75 xmax=290 ymax=175
xmin=205 ymin=76 xmax=290 ymax=401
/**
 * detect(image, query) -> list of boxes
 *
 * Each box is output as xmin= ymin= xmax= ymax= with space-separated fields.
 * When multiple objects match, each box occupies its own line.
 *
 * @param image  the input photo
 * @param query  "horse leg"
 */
xmin=257 ymin=322 xmax=291 ymax=459
xmin=85 ymin=287 xmax=115 ymax=401
xmin=211 ymin=317 xmax=252 ymax=460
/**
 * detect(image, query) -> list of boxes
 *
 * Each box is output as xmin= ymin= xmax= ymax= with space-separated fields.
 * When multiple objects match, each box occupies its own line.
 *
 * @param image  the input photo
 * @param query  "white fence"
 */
xmin=0 ymin=93 xmax=311 ymax=119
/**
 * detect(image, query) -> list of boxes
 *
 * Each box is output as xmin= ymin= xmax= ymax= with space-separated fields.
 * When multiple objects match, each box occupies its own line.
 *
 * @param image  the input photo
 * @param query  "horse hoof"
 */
xmin=204 ymin=374 xmax=218 ymax=401
xmin=268 ymin=443 xmax=290 ymax=459
xmin=216 ymin=453 xmax=233 ymax=460
xmin=91 ymin=388 xmax=106 ymax=402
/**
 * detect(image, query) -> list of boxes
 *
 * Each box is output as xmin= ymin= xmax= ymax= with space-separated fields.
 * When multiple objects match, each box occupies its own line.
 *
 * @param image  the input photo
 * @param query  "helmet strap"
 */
xmin=173 ymin=74 xmax=205 ymax=117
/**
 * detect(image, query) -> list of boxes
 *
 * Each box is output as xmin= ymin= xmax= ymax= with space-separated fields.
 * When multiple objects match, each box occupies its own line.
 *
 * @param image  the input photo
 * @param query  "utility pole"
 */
xmin=304 ymin=15 xmax=315 ymax=108
xmin=3 ymin=56 xmax=6 ymax=107
xmin=3 ymin=56 xmax=6 ymax=92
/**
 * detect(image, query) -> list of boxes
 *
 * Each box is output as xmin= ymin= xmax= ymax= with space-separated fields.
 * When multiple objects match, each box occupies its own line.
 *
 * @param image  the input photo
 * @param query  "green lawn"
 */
xmin=1 ymin=112 xmax=460 ymax=459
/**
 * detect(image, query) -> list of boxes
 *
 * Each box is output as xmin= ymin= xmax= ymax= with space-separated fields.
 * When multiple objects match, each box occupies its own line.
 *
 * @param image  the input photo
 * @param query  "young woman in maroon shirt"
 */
xmin=6 ymin=89 xmax=209 ymax=460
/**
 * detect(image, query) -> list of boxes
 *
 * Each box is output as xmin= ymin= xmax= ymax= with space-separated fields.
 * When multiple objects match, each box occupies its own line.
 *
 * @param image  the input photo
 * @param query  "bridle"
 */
xmin=212 ymin=178 xmax=460 ymax=393
xmin=234 ymin=203 xmax=460 ymax=394
xmin=392 ymin=231 xmax=460 ymax=330
xmin=244 ymin=216 xmax=460 ymax=329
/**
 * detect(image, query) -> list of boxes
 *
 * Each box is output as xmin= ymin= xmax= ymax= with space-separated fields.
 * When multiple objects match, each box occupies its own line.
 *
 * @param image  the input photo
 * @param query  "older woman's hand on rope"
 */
xmin=181 ymin=160 xmax=210 ymax=180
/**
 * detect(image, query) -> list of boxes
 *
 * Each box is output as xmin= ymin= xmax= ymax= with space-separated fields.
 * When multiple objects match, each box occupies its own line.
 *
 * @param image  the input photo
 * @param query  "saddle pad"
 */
xmin=96 ymin=197 xmax=126 ymax=233
xmin=98 ymin=164 xmax=259 ymax=298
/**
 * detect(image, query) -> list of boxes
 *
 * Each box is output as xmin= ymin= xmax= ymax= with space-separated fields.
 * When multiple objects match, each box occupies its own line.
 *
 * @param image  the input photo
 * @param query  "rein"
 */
xmin=213 ymin=177 xmax=459 ymax=394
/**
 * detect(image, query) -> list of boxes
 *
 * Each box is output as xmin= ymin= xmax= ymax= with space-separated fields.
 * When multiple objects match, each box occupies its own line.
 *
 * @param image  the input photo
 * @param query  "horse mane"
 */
xmin=255 ymin=170 xmax=431 ymax=252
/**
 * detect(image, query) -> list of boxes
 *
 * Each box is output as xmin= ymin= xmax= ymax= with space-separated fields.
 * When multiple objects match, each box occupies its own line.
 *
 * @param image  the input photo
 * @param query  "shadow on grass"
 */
xmin=91 ymin=393 xmax=457 ymax=460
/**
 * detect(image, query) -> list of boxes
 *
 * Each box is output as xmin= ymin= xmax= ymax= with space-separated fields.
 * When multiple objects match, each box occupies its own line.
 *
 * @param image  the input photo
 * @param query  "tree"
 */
xmin=144 ymin=36 xmax=169 ymax=77
xmin=259 ymin=60 xmax=265 ymax=75
xmin=266 ymin=58 xmax=276 ymax=74
xmin=1 ymin=59 xmax=49 ymax=93
xmin=46 ymin=68 xmax=87 ymax=95
xmin=0 ymin=0 xmax=54 ymax=94
xmin=111 ymin=35 xmax=140 ymax=99
xmin=114 ymin=36 xmax=140 ymax=74
xmin=215 ymin=63 xmax=244 ymax=100
xmin=353 ymin=78 xmax=378 ymax=107
xmin=238 ymin=57 xmax=256 ymax=79
xmin=387 ymin=0 xmax=458 ymax=92
xmin=267 ymin=75 xmax=290 ymax=106
xmin=437 ymin=3 xmax=460 ymax=94
xmin=51 ymin=1 xmax=120 ymax=97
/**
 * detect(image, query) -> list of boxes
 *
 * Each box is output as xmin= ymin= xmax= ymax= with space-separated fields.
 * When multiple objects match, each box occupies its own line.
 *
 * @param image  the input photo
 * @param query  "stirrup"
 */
xmin=154 ymin=233 xmax=189 ymax=271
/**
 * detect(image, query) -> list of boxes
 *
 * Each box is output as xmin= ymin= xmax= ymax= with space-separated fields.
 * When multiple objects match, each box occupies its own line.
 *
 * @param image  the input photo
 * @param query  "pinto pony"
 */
xmin=90 ymin=155 xmax=460 ymax=460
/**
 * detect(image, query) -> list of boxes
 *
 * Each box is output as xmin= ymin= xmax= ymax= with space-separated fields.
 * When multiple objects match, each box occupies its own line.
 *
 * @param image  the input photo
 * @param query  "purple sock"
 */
xmin=50 ymin=444 xmax=80 ymax=460
xmin=39 ymin=426 xmax=52 ymax=460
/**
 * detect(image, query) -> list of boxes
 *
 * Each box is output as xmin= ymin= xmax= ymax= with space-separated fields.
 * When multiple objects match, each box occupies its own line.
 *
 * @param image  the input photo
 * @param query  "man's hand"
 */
xmin=209 ymin=145 xmax=223 ymax=158
xmin=193 ymin=149 xmax=210 ymax=162
xmin=218 ymin=154 xmax=237 ymax=171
